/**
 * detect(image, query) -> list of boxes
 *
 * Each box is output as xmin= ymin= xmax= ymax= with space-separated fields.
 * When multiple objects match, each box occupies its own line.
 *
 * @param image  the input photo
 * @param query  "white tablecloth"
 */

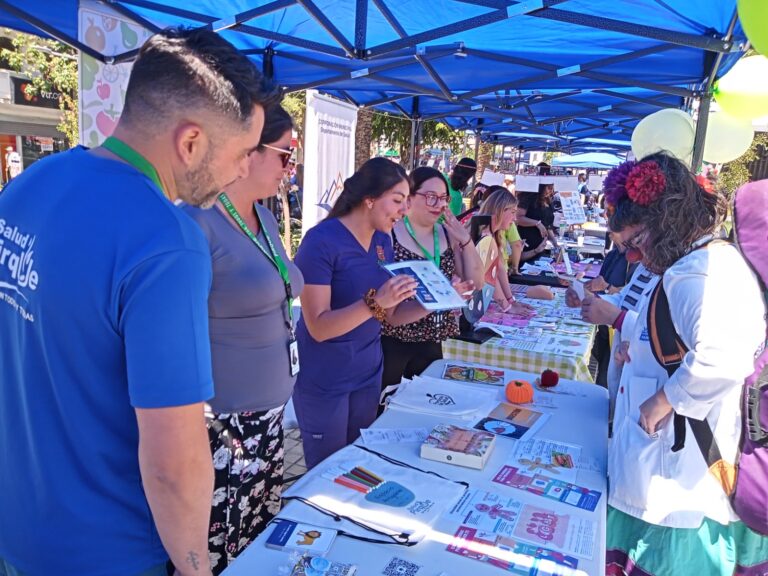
xmin=224 ymin=359 xmax=608 ymax=576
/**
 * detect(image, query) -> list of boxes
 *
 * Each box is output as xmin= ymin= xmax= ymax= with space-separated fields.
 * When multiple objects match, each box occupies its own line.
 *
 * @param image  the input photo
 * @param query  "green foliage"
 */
xmin=370 ymin=112 xmax=464 ymax=158
xmin=282 ymin=90 xmax=306 ymax=136
xmin=1 ymin=29 xmax=78 ymax=147
xmin=717 ymin=132 xmax=768 ymax=196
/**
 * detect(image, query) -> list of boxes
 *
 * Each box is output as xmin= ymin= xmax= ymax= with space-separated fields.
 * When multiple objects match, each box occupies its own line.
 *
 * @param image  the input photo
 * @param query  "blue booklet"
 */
xmin=265 ymin=519 xmax=337 ymax=555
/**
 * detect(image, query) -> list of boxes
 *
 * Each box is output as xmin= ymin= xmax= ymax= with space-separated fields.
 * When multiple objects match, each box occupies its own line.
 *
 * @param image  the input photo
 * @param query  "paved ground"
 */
xmin=283 ymin=427 xmax=306 ymax=488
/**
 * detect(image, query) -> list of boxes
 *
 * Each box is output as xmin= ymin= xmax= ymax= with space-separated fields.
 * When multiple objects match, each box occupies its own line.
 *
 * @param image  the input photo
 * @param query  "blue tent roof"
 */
xmin=0 ymin=0 xmax=748 ymax=152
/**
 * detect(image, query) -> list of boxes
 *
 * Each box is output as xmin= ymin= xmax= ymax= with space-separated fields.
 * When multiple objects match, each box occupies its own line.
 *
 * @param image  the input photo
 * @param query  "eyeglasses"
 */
xmin=413 ymin=191 xmax=449 ymax=207
xmin=261 ymin=144 xmax=294 ymax=168
xmin=623 ymin=228 xmax=647 ymax=252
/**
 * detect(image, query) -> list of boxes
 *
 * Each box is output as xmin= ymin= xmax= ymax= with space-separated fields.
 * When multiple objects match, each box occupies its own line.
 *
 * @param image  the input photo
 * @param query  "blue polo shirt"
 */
xmin=0 ymin=148 xmax=214 ymax=575
xmin=294 ymin=218 xmax=393 ymax=393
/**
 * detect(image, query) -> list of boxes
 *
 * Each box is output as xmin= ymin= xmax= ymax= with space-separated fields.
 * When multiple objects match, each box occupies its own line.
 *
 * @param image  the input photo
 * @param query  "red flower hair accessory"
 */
xmin=625 ymin=161 xmax=666 ymax=206
xmin=695 ymin=174 xmax=715 ymax=194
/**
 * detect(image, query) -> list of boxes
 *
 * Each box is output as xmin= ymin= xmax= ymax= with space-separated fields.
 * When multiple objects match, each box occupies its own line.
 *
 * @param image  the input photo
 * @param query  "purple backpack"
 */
xmin=648 ymin=179 xmax=768 ymax=535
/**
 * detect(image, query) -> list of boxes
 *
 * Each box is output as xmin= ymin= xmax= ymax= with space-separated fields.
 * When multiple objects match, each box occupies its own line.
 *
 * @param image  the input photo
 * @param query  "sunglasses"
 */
xmin=413 ymin=191 xmax=449 ymax=208
xmin=261 ymin=143 xmax=294 ymax=168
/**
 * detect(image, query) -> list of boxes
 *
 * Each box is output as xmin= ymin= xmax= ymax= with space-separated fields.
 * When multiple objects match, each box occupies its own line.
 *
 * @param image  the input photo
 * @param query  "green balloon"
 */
xmin=714 ymin=56 xmax=768 ymax=120
xmin=739 ymin=0 xmax=768 ymax=56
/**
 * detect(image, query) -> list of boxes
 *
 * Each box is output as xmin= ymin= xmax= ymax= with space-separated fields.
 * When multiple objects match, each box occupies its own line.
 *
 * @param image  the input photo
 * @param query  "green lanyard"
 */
xmin=403 ymin=216 xmax=441 ymax=268
xmin=102 ymin=137 xmax=165 ymax=197
xmin=218 ymin=192 xmax=294 ymax=332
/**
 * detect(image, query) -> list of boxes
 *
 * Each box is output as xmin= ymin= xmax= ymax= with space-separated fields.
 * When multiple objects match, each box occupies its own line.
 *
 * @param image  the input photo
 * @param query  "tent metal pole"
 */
xmin=691 ymin=8 xmax=740 ymax=172
xmin=294 ymin=0 xmax=356 ymax=57
xmin=263 ymin=48 xmax=275 ymax=80
xmin=691 ymin=94 xmax=711 ymax=171
xmin=409 ymin=96 xmax=420 ymax=171
xmin=472 ymin=129 xmax=481 ymax=187
xmin=355 ymin=0 xmax=368 ymax=56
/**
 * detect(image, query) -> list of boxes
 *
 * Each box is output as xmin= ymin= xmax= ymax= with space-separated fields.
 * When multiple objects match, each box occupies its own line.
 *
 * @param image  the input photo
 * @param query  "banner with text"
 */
xmin=302 ymin=91 xmax=357 ymax=235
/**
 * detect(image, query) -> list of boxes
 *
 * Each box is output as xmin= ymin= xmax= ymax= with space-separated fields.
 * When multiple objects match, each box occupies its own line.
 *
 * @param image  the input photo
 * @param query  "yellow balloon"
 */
xmin=738 ymin=0 xmax=768 ymax=56
xmin=631 ymin=109 xmax=694 ymax=162
xmin=715 ymin=56 xmax=768 ymax=120
xmin=703 ymin=112 xmax=754 ymax=164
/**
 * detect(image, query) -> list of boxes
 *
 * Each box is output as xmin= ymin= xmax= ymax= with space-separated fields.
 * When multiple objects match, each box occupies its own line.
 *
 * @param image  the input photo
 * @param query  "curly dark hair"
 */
xmin=608 ymin=152 xmax=727 ymax=274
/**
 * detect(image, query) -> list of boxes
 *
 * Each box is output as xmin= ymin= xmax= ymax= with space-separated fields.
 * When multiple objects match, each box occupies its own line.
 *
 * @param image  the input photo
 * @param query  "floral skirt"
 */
xmin=206 ymin=405 xmax=285 ymax=575
xmin=606 ymin=506 xmax=768 ymax=576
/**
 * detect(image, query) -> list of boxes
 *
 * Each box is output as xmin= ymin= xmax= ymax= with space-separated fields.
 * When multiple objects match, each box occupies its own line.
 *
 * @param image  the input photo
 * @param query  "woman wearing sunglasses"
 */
xmin=381 ymin=166 xmax=484 ymax=397
xmin=183 ymin=104 xmax=303 ymax=573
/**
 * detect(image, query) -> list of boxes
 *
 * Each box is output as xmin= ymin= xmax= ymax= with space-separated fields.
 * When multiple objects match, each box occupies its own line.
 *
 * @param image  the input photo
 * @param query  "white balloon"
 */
xmin=631 ymin=109 xmax=695 ymax=163
xmin=703 ymin=112 xmax=754 ymax=164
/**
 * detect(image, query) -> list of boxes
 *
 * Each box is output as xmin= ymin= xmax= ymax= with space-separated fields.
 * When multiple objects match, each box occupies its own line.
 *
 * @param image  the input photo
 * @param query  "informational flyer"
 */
xmin=474 ymin=403 xmax=551 ymax=441
xmin=359 ymin=427 xmax=429 ymax=445
xmin=492 ymin=466 xmax=602 ymax=512
xmin=509 ymin=438 xmax=583 ymax=484
xmin=513 ymin=504 xmax=596 ymax=560
xmin=384 ymin=260 xmax=466 ymax=311
xmin=446 ymin=490 xmax=597 ymax=559
xmin=446 ymin=525 xmax=582 ymax=575
xmin=559 ymin=191 xmax=587 ymax=225
xmin=442 ymin=364 xmax=506 ymax=385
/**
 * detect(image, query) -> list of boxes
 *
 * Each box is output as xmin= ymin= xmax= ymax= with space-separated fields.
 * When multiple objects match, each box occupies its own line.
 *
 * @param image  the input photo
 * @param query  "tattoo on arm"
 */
xmin=186 ymin=551 xmax=200 ymax=571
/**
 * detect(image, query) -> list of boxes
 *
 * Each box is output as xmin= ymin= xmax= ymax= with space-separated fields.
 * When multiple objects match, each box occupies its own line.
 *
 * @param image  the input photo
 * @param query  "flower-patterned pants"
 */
xmin=206 ymin=405 xmax=285 ymax=575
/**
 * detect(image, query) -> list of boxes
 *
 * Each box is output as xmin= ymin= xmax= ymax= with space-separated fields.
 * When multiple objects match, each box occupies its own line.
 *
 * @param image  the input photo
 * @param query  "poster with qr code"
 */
xmin=382 ymin=556 xmax=421 ymax=576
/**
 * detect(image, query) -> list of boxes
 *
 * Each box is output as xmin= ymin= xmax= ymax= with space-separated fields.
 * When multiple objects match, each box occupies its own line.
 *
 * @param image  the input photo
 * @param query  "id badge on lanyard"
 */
xmin=289 ymin=339 xmax=300 ymax=376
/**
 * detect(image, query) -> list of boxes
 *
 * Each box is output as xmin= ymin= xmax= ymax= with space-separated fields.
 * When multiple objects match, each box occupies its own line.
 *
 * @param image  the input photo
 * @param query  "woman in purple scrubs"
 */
xmin=293 ymin=158 xmax=431 ymax=468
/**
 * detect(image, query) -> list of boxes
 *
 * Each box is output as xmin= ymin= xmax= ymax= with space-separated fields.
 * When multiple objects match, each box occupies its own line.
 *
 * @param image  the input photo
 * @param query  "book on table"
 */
xmin=420 ymin=423 xmax=496 ymax=470
xmin=265 ymin=519 xmax=337 ymax=555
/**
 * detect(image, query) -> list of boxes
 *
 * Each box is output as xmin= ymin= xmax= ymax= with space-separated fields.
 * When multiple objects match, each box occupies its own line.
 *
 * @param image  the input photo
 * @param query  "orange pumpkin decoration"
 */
xmin=505 ymin=379 xmax=534 ymax=404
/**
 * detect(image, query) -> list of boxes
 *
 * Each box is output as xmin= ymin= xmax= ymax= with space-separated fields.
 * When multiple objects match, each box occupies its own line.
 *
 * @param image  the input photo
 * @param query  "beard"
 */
xmin=178 ymin=149 xmax=221 ymax=208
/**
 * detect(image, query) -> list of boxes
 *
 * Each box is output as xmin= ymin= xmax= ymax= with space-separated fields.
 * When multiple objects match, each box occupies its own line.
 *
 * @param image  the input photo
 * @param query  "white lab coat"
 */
xmin=608 ymin=242 xmax=765 ymax=528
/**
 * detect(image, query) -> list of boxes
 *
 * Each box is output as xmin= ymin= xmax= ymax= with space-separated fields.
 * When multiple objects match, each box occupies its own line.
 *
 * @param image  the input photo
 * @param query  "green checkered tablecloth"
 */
xmin=444 ymin=289 xmax=597 ymax=382
xmin=442 ymin=335 xmax=595 ymax=382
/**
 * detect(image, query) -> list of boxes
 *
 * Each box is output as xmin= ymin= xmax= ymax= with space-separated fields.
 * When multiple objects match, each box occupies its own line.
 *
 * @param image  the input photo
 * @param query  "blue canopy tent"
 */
xmin=552 ymin=152 xmax=623 ymax=169
xmin=0 ymin=0 xmax=748 ymax=163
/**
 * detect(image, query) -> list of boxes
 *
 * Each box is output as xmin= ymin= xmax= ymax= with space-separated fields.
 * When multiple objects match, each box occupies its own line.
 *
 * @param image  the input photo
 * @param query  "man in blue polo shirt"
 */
xmin=0 ymin=28 xmax=272 ymax=576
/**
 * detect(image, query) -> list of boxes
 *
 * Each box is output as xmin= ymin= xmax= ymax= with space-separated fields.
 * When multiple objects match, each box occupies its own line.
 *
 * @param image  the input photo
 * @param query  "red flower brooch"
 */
xmin=625 ymin=161 xmax=666 ymax=206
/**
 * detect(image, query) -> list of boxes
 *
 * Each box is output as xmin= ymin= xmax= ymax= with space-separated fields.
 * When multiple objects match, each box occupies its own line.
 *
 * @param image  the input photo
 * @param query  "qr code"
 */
xmin=382 ymin=557 xmax=421 ymax=576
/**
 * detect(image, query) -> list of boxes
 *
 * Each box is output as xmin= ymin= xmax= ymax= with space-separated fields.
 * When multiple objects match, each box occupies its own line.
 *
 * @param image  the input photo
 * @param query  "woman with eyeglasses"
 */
xmin=183 ymin=104 xmax=303 ymax=573
xmin=380 ymin=166 xmax=484 ymax=396
xmin=598 ymin=154 xmax=767 ymax=575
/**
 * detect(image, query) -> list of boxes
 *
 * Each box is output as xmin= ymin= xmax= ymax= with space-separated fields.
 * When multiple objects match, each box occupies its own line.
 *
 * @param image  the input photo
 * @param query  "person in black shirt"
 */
xmin=516 ymin=183 xmax=560 ymax=263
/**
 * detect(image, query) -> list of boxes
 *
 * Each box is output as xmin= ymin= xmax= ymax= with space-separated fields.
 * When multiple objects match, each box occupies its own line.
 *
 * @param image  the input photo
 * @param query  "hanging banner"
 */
xmin=78 ymin=0 xmax=151 ymax=146
xmin=302 ymin=91 xmax=357 ymax=235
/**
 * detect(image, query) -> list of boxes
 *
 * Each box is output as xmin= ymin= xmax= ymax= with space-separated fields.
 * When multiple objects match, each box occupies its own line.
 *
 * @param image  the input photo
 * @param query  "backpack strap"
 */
xmin=647 ymin=282 xmax=724 ymax=470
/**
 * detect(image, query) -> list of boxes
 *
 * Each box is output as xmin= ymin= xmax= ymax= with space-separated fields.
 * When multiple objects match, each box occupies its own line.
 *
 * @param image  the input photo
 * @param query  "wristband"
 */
xmin=364 ymin=288 xmax=387 ymax=322
xmin=458 ymin=238 xmax=472 ymax=250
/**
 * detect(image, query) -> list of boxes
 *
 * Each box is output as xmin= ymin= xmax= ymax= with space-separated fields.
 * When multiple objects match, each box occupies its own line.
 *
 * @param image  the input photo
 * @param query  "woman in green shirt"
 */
xmin=446 ymin=157 xmax=477 ymax=215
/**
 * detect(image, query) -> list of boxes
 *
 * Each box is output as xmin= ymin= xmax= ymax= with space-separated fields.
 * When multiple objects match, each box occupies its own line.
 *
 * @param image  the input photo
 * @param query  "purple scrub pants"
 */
xmin=292 ymin=383 xmax=380 ymax=469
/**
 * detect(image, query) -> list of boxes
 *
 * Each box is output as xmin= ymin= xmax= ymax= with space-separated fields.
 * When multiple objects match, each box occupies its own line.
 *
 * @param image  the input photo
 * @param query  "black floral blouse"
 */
xmin=382 ymin=227 xmax=460 ymax=343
